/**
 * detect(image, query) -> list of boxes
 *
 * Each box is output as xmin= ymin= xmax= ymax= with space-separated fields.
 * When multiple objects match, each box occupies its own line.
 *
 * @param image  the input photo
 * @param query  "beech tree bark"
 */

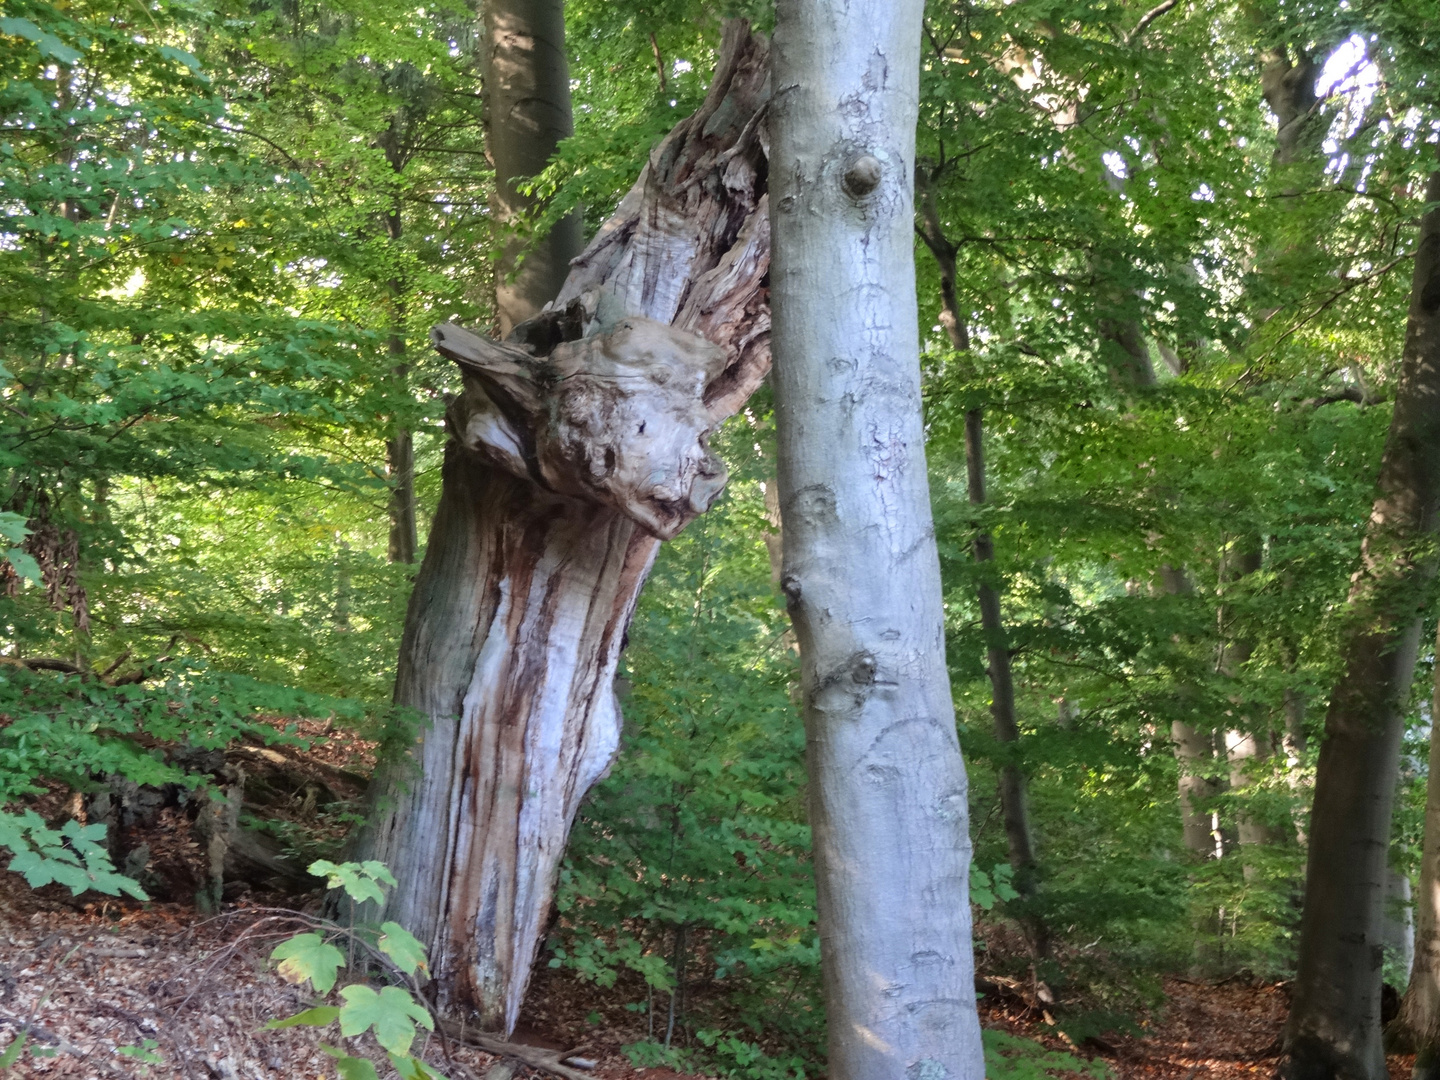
xmin=769 ymin=1 xmax=985 ymax=1077
xmin=1281 ymin=169 xmax=1440 ymax=1080
xmin=482 ymin=0 xmax=585 ymax=335
xmin=1402 ymin=624 xmax=1440 ymax=1078
xmin=357 ymin=25 xmax=772 ymax=1033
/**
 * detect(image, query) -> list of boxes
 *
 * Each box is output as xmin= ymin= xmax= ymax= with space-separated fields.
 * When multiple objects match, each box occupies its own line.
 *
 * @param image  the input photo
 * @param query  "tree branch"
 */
xmin=437 ymin=1020 xmax=595 ymax=1080
xmin=1125 ymin=0 xmax=1179 ymax=44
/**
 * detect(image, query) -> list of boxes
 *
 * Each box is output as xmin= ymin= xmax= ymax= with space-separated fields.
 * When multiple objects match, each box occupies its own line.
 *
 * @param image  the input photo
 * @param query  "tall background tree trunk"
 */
xmin=769 ymin=1 xmax=984 ymax=1077
xmin=916 ymin=175 xmax=1045 ymax=954
xmin=357 ymin=24 xmax=773 ymax=1034
xmin=482 ymin=0 xmax=584 ymax=336
xmin=1282 ymin=168 xmax=1440 ymax=1080
xmin=385 ymin=204 xmax=418 ymax=565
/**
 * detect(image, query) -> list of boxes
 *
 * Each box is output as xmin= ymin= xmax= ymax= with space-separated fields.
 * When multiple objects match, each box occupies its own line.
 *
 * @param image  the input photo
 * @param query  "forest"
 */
xmin=1 ymin=0 xmax=1439 ymax=1078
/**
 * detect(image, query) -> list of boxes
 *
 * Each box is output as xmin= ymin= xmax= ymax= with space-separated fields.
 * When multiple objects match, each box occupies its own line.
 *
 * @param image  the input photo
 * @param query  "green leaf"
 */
xmin=0 ymin=17 xmax=82 ymax=63
xmin=338 ymin=984 xmax=433 ymax=1056
xmin=377 ymin=922 xmax=428 ymax=976
xmin=262 ymin=1006 xmax=340 ymax=1030
xmin=117 ymin=1040 xmax=163 ymax=1064
xmin=271 ymin=933 xmax=345 ymax=995
xmin=157 ymin=45 xmax=202 ymax=72
xmin=308 ymin=860 xmax=388 ymax=905
xmin=319 ymin=1047 xmax=381 ymax=1080
xmin=3 ymin=548 xmax=41 ymax=584
xmin=0 ymin=1034 xmax=27 ymax=1068
xmin=361 ymin=861 xmax=399 ymax=888
xmin=388 ymin=1052 xmax=446 ymax=1080
xmin=0 ymin=512 xmax=30 ymax=546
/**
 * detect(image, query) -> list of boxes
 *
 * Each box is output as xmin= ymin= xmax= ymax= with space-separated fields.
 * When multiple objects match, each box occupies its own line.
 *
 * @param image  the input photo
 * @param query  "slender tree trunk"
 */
xmin=482 ymin=0 xmax=584 ymax=335
xmin=357 ymin=24 xmax=773 ymax=1033
xmin=333 ymin=539 xmax=352 ymax=630
xmin=1218 ymin=543 xmax=1287 ymax=861
xmin=916 ymin=174 xmax=1045 ymax=952
xmin=965 ymin=408 xmax=1046 ymax=952
xmin=385 ymin=205 xmax=418 ymax=565
xmin=1174 ymin=718 xmax=1221 ymax=858
xmin=1383 ymin=863 xmax=1415 ymax=984
xmin=386 ymin=426 xmax=416 ymax=563
xmin=1402 ymin=624 xmax=1440 ymax=1078
xmin=1281 ymin=169 xmax=1440 ymax=1080
xmin=769 ymin=2 xmax=984 ymax=1076
xmin=1152 ymin=557 xmax=1222 ymax=860
xmin=1099 ymin=309 xmax=1230 ymax=862
xmin=1282 ymin=671 xmax=1310 ymax=843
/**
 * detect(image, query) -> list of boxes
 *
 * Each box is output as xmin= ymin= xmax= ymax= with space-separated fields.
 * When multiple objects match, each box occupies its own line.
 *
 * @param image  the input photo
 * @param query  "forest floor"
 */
xmin=1 ymin=874 xmax=1419 ymax=1080
xmin=0 ymin=722 xmax=1416 ymax=1080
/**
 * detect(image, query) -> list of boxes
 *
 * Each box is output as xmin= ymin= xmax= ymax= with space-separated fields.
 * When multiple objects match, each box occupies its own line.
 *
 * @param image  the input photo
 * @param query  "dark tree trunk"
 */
xmin=482 ymin=0 xmax=585 ymax=335
xmin=357 ymin=24 xmax=772 ymax=1033
xmin=386 ymin=426 xmax=417 ymax=564
xmin=916 ymin=175 xmax=1045 ymax=953
xmin=1282 ymin=169 xmax=1440 ymax=1080
xmin=385 ymin=206 xmax=418 ymax=565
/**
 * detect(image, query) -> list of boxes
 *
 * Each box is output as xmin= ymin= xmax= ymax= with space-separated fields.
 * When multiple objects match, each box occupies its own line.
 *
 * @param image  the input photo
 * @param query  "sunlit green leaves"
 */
xmin=309 ymin=859 xmax=396 ymax=905
xmin=969 ymin=863 xmax=1021 ymax=911
xmin=0 ymin=811 xmax=147 ymax=899
xmin=0 ymin=15 xmax=82 ymax=63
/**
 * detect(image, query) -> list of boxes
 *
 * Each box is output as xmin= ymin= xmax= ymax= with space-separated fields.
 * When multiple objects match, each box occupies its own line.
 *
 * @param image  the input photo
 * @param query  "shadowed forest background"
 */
xmin=2 ymin=0 xmax=1439 ymax=1076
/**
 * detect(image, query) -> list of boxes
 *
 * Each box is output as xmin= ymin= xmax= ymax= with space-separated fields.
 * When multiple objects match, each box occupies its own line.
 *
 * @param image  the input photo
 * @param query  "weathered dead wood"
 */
xmin=436 ymin=1020 xmax=593 ymax=1080
xmin=359 ymin=21 xmax=771 ymax=1033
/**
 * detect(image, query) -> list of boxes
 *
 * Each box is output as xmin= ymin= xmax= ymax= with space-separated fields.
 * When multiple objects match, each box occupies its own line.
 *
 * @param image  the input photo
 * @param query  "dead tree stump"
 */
xmin=358 ymin=21 xmax=772 ymax=1032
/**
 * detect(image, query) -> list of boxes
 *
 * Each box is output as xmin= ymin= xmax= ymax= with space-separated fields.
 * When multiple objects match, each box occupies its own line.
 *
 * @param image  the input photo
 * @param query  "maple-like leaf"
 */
xmin=338 ymin=984 xmax=434 ymax=1056
xmin=271 ymin=933 xmax=345 ymax=994
xmin=377 ymin=922 xmax=429 ymax=976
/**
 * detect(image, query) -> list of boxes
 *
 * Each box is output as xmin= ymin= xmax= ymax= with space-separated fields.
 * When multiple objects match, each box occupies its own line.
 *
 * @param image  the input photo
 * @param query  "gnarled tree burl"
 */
xmin=358 ymin=22 xmax=771 ymax=1033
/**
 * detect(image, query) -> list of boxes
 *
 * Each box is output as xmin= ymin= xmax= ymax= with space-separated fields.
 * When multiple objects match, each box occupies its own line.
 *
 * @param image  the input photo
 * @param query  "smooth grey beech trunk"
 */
xmin=769 ymin=2 xmax=985 ymax=1077
xmin=1403 ymin=623 xmax=1440 ymax=1077
xmin=482 ymin=0 xmax=585 ymax=335
xmin=1282 ymin=169 xmax=1440 ymax=1080
xmin=358 ymin=24 xmax=773 ymax=1033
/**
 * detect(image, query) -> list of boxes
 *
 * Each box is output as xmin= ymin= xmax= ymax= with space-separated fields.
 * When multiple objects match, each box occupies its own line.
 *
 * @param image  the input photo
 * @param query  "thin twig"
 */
xmin=1254 ymin=253 xmax=1412 ymax=367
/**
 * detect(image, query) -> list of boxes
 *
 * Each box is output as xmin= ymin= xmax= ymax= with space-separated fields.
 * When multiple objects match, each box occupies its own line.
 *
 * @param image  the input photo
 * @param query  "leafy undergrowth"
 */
xmin=0 ymin=869 xmax=1419 ymax=1080
xmin=0 ymin=723 xmax=1416 ymax=1080
xmin=976 ymin=973 xmax=1416 ymax=1080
